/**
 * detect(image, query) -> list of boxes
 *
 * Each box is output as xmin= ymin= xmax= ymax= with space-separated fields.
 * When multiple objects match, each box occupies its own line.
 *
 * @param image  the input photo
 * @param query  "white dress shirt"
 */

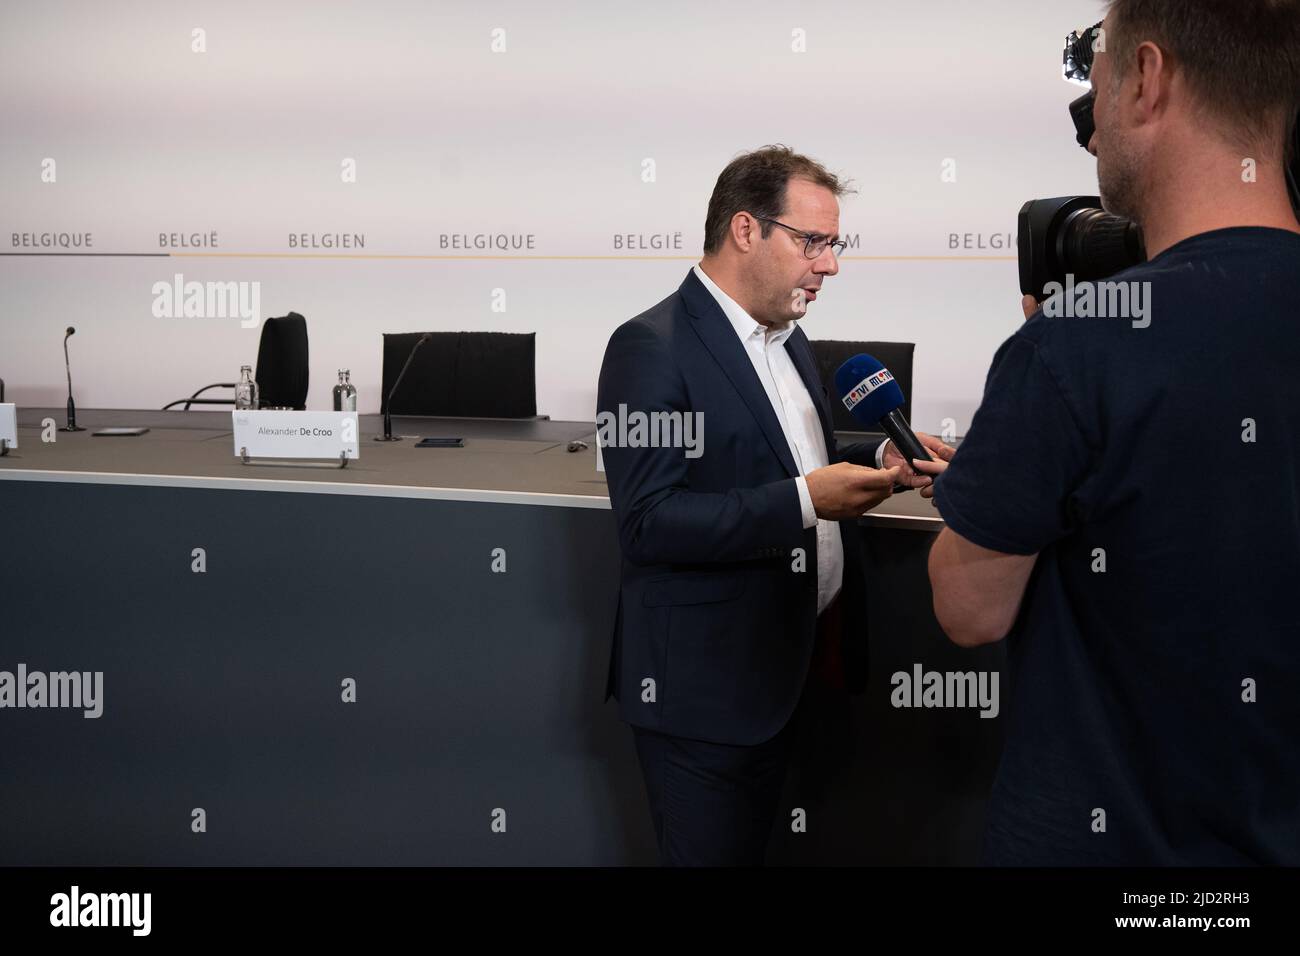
xmin=692 ymin=264 xmax=886 ymax=615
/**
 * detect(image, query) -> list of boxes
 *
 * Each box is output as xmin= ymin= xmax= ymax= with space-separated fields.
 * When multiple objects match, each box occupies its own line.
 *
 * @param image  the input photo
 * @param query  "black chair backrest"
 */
xmin=380 ymin=331 xmax=536 ymax=418
xmin=810 ymin=339 xmax=915 ymax=431
xmin=255 ymin=313 xmax=310 ymax=410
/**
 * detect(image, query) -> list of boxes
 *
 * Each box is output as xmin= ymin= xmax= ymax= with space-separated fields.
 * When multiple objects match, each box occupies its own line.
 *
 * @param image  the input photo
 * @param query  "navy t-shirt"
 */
xmin=934 ymin=226 xmax=1300 ymax=865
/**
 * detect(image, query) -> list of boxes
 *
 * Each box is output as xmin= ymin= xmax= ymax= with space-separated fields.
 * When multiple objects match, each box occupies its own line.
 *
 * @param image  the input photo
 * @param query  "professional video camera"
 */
xmin=1018 ymin=20 xmax=1300 ymax=299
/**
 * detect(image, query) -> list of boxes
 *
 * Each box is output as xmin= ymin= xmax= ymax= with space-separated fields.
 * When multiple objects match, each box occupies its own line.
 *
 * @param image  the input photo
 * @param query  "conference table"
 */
xmin=0 ymin=407 xmax=1004 ymax=865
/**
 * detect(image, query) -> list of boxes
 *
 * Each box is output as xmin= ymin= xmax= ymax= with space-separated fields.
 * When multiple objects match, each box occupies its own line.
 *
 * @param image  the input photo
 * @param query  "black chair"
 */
xmin=164 ymin=313 xmax=309 ymax=410
xmin=380 ymin=331 xmax=537 ymax=418
xmin=809 ymin=339 xmax=915 ymax=432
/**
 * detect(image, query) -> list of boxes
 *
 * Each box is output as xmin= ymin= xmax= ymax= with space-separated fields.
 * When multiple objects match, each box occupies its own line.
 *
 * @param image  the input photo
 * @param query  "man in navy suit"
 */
xmin=597 ymin=145 xmax=950 ymax=865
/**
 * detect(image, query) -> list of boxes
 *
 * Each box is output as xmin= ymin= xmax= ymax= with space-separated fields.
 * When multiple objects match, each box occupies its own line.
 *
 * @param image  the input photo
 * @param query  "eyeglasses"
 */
xmin=754 ymin=216 xmax=847 ymax=259
xmin=1064 ymin=20 xmax=1104 ymax=86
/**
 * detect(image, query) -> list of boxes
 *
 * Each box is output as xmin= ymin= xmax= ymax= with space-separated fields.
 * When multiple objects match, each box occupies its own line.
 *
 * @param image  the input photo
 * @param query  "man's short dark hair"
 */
xmin=702 ymin=145 xmax=851 ymax=255
xmin=1106 ymin=0 xmax=1300 ymax=156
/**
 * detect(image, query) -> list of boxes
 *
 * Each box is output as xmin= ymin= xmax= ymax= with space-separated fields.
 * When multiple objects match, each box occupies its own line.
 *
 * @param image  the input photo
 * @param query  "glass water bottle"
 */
xmin=333 ymin=369 xmax=357 ymax=412
xmin=235 ymin=365 xmax=259 ymax=410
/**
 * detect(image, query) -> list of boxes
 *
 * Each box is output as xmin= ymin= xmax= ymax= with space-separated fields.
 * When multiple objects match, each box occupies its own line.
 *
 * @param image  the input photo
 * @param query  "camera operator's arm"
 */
xmin=923 ymin=327 xmax=1093 ymax=647
xmin=925 ymin=524 xmax=1037 ymax=647
xmin=907 ymin=440 xmax=1029 ymax=645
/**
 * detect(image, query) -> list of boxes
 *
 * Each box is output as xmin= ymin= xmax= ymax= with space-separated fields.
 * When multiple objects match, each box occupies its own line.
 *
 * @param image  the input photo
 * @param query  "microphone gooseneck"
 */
xmin=64 ymin=328 xmax=74 ymax=395
xmin=375 ymin=333 xmax=432 ymax=442
xmin=61 ymin=326 xmax=85 ymax=432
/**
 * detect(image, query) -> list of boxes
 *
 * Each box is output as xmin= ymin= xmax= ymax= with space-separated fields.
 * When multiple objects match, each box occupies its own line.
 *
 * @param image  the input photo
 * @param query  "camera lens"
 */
xmin=1057 ymin=208 xmax=1146 ymax=281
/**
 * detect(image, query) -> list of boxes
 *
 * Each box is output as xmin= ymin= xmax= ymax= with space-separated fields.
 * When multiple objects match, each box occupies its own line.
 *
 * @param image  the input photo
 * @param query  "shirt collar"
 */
xmin=692 ymin=264 xmax=797 ymax=347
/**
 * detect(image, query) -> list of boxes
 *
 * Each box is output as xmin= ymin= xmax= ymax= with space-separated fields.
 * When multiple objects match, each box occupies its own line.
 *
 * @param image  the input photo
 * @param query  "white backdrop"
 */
xmin=0 ymin=0 xmax=1108 ymax=433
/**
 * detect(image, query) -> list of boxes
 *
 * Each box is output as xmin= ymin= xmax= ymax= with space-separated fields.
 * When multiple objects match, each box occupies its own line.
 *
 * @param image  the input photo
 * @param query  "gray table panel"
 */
xmin=0 ymin=478 xmax=1000 ymax=866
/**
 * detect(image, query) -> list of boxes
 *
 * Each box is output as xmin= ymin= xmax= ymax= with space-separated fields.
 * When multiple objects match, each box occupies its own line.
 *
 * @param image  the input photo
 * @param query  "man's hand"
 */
xmin=881 ymin=432 xmax=955 ymax=489
xmin=806 ymin=462 xmax=900 ymax=520
xmin=912 ymin=454 xmax=951 ymax=503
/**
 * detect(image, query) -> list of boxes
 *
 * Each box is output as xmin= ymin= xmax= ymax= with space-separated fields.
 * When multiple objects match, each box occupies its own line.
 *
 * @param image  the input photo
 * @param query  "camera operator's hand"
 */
xmin=806 ymin=462 xmax=900 ymax=520
xmin=1022 ymin=294 xmax=1040 ymax=320
xmin=881 ymin=432 xmax=952 ymax=489
xmin=913 ymin=455 xmax=951 ymax=506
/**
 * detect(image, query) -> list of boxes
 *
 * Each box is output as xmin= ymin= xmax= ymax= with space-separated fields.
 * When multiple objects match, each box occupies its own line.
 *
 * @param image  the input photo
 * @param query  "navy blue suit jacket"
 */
xmin=597 ymin=270 xmax=883 ymax=746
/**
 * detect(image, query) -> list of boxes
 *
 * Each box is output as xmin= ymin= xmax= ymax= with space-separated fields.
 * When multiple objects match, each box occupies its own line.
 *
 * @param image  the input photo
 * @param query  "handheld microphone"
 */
xmin=375 ymin=332 xmax=432 ymax=442
xmin=62 ymin=326 xmax=85 ymax=432
xmin=834 ymin=353 xmax=931 ymax=467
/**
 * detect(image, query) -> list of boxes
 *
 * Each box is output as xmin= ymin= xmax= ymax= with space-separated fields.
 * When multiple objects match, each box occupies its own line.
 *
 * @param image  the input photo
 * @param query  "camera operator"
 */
xmin=915 ymin=0 xmax=1300 ymax=865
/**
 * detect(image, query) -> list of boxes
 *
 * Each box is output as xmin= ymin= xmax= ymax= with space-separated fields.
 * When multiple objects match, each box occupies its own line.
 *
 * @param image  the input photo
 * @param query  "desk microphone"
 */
xmin=62 ymin=326 xmax=86 ymax=432
xmin=834 ymin=353 xmax=931 ymax=467
xmin=375 ymin=332 xmax=432 ymax=441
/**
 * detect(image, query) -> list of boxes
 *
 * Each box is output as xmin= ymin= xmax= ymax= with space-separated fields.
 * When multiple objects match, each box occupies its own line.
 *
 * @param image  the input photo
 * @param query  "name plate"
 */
xmin=0 ymin=404 xmax=16 ymax=449
xmin=232 ymin=410 xmax=359 ymax=460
